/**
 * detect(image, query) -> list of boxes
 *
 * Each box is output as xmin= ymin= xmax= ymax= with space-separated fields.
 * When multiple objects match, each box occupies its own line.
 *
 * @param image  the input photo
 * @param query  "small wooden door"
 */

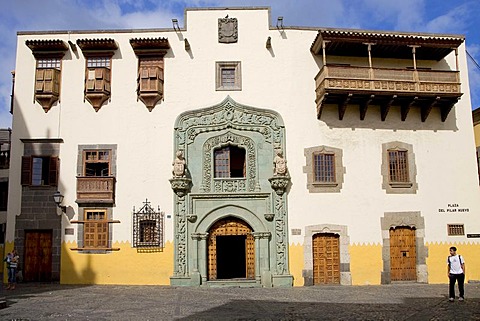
xmin=390 ymin=227 xmax=417 ymax=281
xmin=313 ymin=233 xmax=340 ymax=284
xmin=24 ymin=230 xmax=52 ymax=282
xmin=208 ymin=218 xmax=255 ymax=280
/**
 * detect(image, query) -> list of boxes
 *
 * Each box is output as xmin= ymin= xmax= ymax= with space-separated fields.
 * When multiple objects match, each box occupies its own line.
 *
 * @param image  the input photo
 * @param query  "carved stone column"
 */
xmin=268 ymin=175 xmax=293 ymax=286
xmin=170 ymin=177 xmax=192 ymax=284
xmin=253 ymin=231 xmax=272 ymax=287
xmin=191 ymin=232 xmax=208 ymax=286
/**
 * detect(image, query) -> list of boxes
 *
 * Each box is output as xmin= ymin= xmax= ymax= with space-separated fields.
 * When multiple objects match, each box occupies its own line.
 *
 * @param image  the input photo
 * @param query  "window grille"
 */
xmin=221 ymin=68 xmax=236 ymax=87
xmin=313 ymin=153 xmax=335 ymax=182
xmin=37 ymin=58 xmax=61 ymax=69
xmin=87 ymin=57 xmax=110 ymax=68
xmin=388 ymin=150 xmax=409 ymax=182
xmin=447 ymin=224 xmax=465 ymax=236
xmin=133 ymin=200 xmax=164 ymax=248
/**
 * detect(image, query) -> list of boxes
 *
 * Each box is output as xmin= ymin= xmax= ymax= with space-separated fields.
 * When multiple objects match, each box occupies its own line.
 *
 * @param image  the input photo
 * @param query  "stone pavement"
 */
xmin=0 ymin=282 xmax=479 ymax=320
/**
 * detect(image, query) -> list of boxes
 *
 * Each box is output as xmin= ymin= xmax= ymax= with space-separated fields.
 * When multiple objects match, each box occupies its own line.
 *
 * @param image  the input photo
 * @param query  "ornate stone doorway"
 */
xmin=208 ymin=217 xmax=255 ymax=280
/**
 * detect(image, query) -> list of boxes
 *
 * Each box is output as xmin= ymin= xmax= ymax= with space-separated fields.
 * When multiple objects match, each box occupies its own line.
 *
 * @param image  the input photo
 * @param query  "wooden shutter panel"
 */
xmin=35 ymin=69 xmax=45 ymax=92
xmin=21 ymin=156 xmax=32 ymax=186
xmin=48 ymin=157 xmax=59 ymax=186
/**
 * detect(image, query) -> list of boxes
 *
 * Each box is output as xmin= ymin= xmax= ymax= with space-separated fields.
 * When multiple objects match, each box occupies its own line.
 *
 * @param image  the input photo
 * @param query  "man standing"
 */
xmin=447 ymin=246 xmax=465 ymax=302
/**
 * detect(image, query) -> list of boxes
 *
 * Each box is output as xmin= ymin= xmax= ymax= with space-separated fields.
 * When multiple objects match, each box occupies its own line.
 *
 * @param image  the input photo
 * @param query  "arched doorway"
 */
xmin=389 ymin=226 xmax=417 ymax=281
xmin=312 ymin=233 xmax=340 ymax=285
xmin=208 ymin=217 xmax=255 ymax=280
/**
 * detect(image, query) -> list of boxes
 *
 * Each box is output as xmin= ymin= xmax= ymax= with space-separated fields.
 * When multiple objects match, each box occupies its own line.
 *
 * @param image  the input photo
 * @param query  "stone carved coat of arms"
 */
xmin=218 ymin=17 xmax=238 ymax=43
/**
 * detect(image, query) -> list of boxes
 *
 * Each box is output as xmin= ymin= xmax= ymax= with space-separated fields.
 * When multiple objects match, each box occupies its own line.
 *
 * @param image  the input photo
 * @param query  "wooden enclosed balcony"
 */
xmin=76 ymin=176 xmax=115 ymax=203
xmin=315 ymin=65 xmax=462 ymax=121
xmin=311 ymin=28 xmax=464 ymax=122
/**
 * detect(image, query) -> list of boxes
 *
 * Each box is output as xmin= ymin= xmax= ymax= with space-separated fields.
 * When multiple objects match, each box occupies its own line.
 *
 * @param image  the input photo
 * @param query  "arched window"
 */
xmin=214 ymin=145 xmax=246 ymax=178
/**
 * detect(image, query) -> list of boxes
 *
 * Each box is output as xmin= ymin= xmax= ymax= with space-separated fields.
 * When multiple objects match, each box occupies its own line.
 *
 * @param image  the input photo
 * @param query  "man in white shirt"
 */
xmin=447 ymin=246 xmax=465 ymax=302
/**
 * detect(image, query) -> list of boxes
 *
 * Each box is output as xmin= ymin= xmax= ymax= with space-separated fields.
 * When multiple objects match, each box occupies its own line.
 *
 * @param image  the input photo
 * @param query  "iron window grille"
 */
xmin=313 ymin=153 xmax=335 ymax=183
xmin=133 ymin=199 xmax=164 ymax=248
xmin=388 ymin=149 xmax=409 ymax=183
xmin=447 ymin=224 xmax=465 ymax=236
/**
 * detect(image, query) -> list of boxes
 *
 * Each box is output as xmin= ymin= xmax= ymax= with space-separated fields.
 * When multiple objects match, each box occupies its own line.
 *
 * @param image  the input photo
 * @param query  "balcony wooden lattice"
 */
xmin=76 ymin=176 xmax=115 ymax=203
xmin=315 ymin=65 xmax=462 ymax=122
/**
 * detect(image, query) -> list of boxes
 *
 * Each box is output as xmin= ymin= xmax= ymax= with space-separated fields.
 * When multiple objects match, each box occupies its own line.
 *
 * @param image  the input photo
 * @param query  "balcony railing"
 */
xmin=76 ymin=176 xmax=115 ymax=203
xmin=315 ymin=65 xmax=462 ymax=121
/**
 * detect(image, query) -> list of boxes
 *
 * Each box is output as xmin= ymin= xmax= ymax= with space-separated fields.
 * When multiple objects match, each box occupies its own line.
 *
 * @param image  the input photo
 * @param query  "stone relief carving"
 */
xmin=202 ymin=131 xmax=257 ymax=193
xmin=175 ymin=195 xmax=187 ymax=276
xmin=172 ymin=150 xmax=186 ymax=178
xmin=218 ymin=17 xmax=238 ymax=43
xmin=273 ymin=148 xmax=288 ymax=176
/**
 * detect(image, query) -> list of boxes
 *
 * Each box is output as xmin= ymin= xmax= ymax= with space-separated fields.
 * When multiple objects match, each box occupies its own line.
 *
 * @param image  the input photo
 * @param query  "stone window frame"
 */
xmin=380 ymin=211 xmax=427 ymax=284
xmin=302 ymin=224 xmax=351 ymax=286
xmin=216 ymin=61 xmax=242 ymax=91
xmin=303 ymin=145 xmax=344 ymax=193
xmin=381 ymin=141 xmax=417 ymax=194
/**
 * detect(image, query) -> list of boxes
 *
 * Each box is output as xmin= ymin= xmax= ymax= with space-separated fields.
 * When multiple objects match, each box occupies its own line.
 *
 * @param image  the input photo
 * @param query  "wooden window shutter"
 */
xmin=44 ymin=69 xmax=53 ymax=80
xmin=48 ymin=156 xmax=59 ymax=186
xmin=35 ymin=69 xmax=45 ymax=92
xmin=95 ymin=68 xmax=104 ymax=79
xmin=21 ymin=156 xmax=32 ymax=186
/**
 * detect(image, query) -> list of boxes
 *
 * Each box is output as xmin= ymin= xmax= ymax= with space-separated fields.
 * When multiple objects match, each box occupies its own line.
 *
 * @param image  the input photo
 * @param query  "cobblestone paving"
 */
xmin=0 ymin=283 xmax=479 ymax=320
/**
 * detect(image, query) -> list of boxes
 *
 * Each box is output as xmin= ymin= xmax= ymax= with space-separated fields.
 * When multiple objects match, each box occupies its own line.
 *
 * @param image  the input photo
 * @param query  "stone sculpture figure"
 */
xmin=172 ymin=150 xmax=186 ymax=177
xmin=273 ymin=148 xmax=288 ymax=176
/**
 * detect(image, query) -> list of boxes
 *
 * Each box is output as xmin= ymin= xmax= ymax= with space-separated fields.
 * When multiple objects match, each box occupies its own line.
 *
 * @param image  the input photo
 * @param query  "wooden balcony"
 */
xmin=315 ymin=65 xmax=462 ymax=122
xmin=76 ymin=176 xmax=115 ymax=204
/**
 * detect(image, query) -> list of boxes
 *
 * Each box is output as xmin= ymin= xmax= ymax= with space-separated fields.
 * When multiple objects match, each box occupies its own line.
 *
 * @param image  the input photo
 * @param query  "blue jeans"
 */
xmin=7 ymin=267 xmax=16 ymax=283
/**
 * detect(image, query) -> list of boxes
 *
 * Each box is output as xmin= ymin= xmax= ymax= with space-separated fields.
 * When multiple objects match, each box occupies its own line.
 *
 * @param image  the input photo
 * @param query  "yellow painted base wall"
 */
xmin=349 ymin=243 xmax=383 ymax=285
xmin=289 ymin=243 xmax=304 ymax=286
xmin=61 ymin=241 xmax=174 ymax=285
xmin=59 ymin=241 xmax=480 ymax=286
xmin=427 ymin=242 xmax=480 ymax=284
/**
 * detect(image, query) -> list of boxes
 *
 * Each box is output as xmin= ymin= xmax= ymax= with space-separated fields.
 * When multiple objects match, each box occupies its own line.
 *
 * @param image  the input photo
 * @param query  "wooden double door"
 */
xmin=390 ymin=227 xmax=417 ymax=281
xmin=24 ymin=230 xmax=52 ymax=282
xmin=208 ymin=218 xmax=255 ymax=280
xmin=313 ymin=233 xmax=340 ymax=285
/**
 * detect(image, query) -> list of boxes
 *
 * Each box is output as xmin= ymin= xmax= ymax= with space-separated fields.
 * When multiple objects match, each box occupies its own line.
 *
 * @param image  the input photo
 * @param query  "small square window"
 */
xmin=216 ymin=61 xmax=241 ymax=91
xmin=447 ymin=224 xmax=465 ymax=236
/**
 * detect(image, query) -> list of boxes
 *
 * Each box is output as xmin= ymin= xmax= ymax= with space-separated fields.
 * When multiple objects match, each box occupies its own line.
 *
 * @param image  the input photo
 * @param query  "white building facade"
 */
xmin=6 ymin=7 xmax=480 ymax=286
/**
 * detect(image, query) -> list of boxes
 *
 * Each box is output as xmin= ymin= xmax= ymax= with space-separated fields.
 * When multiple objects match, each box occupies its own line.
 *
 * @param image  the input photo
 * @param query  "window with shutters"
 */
xmin=136 ymin=57 xmax=164 ymax=111
xmin=214 ymin=145 xmax=246 ymax=178
xmin=216 ymin=61 xmax=241 ymax=91
xmin=26 ymin=39 xmax=67 ymax=112
xmin=77 ymin=38 xmax=117 ymax=111
xmin=70 ymin=208 xmax=120 ymax=251
xmin=21 ymin=156 xmax=59 ymax=186
xmin=382 ymin=141 xmax=417 ymax=193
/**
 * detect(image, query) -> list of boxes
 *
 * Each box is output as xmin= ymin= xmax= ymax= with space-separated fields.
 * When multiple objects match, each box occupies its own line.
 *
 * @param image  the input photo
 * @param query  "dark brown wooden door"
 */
xmin=208 ymin=218 xmax=255 ymax=280
xmin=390 ymin=227 xmax=417 ymax=281
xmin=24 ymin=230 xmax=52 ymax=282
xmin=313 ymin=233 xmax=340 ymax=284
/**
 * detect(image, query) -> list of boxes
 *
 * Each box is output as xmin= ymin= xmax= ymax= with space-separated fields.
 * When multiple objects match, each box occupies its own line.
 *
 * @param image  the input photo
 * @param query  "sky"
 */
xmin=0 ymin=0 xmax=479 ymax=128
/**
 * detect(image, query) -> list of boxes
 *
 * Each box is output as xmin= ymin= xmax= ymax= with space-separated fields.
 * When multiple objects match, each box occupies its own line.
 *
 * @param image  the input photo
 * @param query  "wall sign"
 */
xmin=438 ymin=203 xmax=470 ymax=213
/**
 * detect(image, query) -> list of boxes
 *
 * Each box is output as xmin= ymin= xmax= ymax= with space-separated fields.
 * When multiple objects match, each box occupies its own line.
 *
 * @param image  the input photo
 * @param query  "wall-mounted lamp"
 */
xmin=184 ymin=38 xmax=191 ymax=51
xmin=172 ymin=19 xmax=180 ymax=31
xmin=53 ymin=191 xmax=66 ymax=213
xmin=276 ymin=17 xmax=284 ymax=30
xmin=266 ymin=36 xmax=272 ymax=49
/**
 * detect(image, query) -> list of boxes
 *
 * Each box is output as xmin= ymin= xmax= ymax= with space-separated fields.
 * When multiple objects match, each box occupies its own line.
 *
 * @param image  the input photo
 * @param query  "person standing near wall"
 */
xmin=4 ymin=249 xmax=19 ymax=290
xmin=447 ymin=246 xmax=465 ymax=302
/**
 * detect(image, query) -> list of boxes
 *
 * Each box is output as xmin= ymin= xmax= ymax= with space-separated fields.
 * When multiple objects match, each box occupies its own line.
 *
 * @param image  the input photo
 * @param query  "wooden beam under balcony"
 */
xmin=315 ymin=65 xmax=462 ymax=122
xmin=76 ymin=176 xmax=116 ymax=204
